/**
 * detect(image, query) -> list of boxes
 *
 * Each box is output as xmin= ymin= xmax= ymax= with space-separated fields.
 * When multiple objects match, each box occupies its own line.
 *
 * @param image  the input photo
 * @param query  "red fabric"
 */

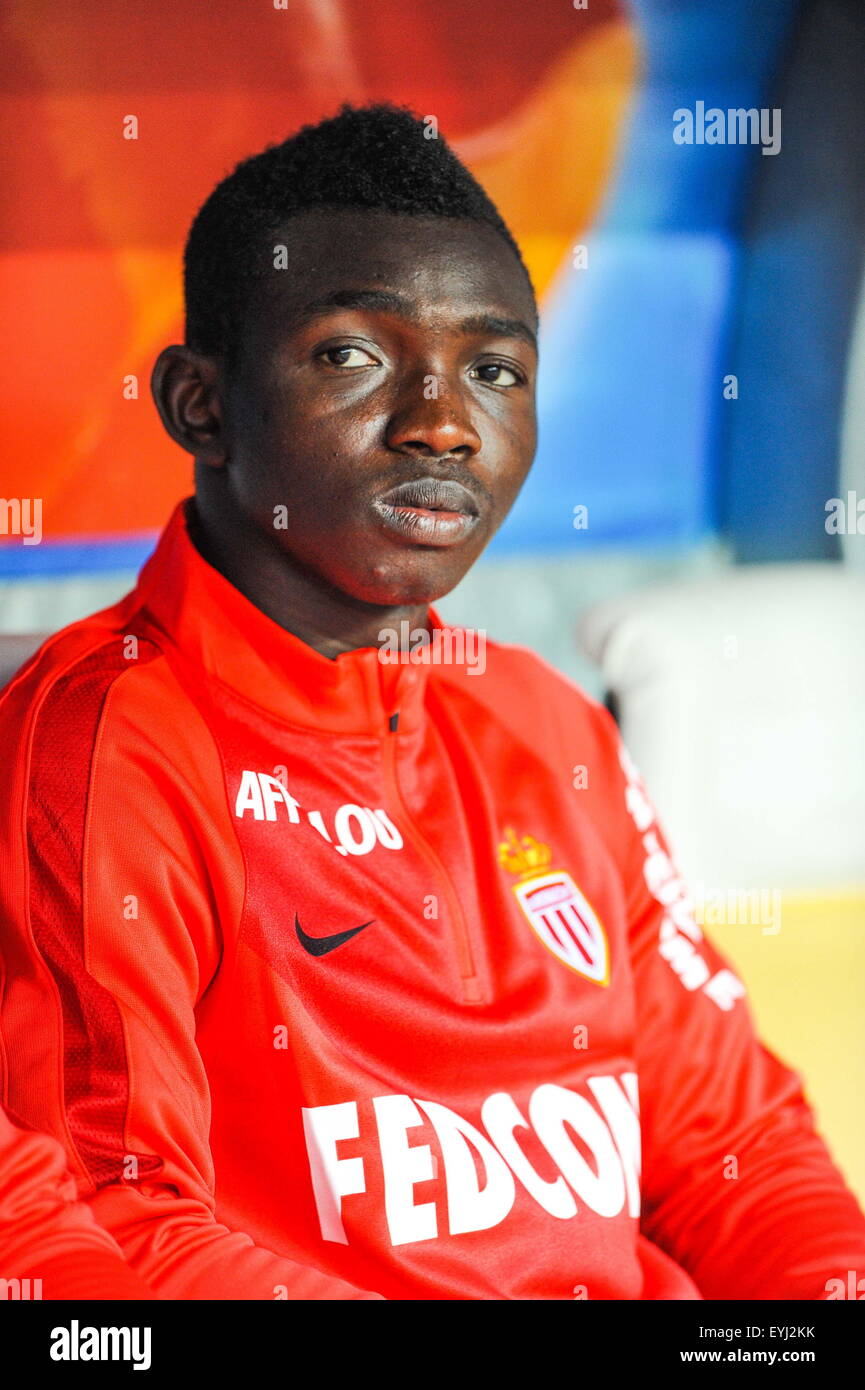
xmin=1 ymin=495 xmax=864 ymax=1300
xmin=18 ymin=1248 xmax=156 ymax=1301
xmin=26 ymin=646 xmax=164 ymax=1189
xmin=0 ymin=1105 xmax=157 ymax=1299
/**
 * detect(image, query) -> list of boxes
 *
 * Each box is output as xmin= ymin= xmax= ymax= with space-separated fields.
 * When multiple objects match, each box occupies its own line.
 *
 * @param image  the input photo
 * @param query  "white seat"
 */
xmin=0 ymin=634 xmax=49 ymax=694
xmin=579 ymin=564 xmax=865 ymax=892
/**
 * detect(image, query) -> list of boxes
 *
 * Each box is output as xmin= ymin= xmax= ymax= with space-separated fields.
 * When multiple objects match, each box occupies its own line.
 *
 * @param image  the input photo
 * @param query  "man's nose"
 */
xmin=385 ymin=376 xmax=482 ymax=459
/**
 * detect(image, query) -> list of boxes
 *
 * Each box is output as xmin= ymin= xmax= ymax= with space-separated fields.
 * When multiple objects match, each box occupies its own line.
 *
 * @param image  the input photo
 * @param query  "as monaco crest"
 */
xmin=498 ymin=828 xmax=610 ymax=986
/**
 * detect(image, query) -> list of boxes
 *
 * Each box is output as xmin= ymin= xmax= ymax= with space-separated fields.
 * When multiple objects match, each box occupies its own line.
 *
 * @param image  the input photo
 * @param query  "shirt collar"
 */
xmin=134 ymin=497 xmax=442 ymax=735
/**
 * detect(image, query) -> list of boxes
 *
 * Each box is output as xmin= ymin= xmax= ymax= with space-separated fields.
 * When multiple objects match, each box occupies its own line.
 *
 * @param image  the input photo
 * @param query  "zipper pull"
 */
xmin=388 ymin=711 xmax=400 ymax=733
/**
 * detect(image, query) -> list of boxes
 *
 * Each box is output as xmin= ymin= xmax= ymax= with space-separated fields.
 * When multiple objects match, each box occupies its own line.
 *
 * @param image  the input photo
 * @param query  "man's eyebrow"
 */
xmin=457 ymin=314 xmax=538 ymax=352
xmin=295 ymin=290 xmax=538 ymax=351
xmin=296 ymin=289 xmax=413 ymax=322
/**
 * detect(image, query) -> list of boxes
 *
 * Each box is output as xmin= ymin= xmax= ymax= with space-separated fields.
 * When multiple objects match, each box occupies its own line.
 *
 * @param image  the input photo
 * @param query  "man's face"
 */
xmin=218 ymin=208 xmax=538 ymax=606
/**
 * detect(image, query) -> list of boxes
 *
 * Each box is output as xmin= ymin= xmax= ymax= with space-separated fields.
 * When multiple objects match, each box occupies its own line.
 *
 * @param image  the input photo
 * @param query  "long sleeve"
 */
xmin=0 ymin=641 xmax=382 ymax=1300
xmin=0 ymin=1103 xmax=158 ymax=1299
xmin=599 ymin=712 xmax=865 ymax=1299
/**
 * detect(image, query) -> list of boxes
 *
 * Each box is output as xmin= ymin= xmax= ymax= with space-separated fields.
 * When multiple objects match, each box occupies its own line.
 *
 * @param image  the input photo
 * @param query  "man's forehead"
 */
xmin=248 ymin=209 xmax=538 ymax=337
xmin=289 ymin=287 xmax=537 ymax=350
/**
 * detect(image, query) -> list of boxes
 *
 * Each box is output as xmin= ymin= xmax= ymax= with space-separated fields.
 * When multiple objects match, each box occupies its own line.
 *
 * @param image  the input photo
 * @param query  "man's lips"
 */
xmin=372 ymin=477 xmax=482 ymax=547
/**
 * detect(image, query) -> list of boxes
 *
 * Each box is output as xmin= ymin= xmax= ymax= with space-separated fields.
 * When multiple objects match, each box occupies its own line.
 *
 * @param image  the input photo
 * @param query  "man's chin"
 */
xmin=288 ymin=527 xmax=484 ymax=608
xmin=344 ymin=553 xmax=475 ymax=609
xmin=328 ymin=558 xmax=467 ymax=608
xmin=346 ymin=576 xmax=460 ymax=609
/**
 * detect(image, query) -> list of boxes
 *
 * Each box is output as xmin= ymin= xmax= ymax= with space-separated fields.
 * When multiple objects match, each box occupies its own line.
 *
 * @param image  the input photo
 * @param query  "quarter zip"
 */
xmin=382 ymin=717 xmax=484 ymax=1005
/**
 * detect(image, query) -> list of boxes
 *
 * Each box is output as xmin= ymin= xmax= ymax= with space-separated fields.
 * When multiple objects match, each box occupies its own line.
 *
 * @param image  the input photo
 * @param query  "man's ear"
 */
xmin=151 ymin=345 xmax=227 ymax=466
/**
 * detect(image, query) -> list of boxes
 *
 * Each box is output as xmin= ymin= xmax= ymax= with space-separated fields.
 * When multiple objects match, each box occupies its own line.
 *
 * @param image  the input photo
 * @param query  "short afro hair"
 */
xmin=183 ymin=102 xmax=533 ymax=365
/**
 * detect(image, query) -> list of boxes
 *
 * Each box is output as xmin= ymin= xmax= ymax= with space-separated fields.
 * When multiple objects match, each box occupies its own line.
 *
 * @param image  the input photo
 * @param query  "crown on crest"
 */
xmin=497 ymin=826 xmax=552 ymax=879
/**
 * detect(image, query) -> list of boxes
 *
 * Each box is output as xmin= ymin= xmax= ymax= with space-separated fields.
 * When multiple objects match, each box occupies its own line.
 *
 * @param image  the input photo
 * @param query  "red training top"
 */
xmin=1 ymin=496 xmax=863 ymax=1300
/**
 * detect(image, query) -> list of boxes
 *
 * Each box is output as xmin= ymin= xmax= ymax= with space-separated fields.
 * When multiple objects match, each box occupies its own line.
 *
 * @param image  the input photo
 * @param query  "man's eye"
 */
xmin=319 ymin=345 xmax=379 ymax=368
xmin=470 ymin=362 xmax=522 ymax=387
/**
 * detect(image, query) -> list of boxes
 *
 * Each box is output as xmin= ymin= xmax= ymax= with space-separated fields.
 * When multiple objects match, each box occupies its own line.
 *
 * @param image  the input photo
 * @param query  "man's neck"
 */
xmin=186 ymin=494 xmax=431 ymax=661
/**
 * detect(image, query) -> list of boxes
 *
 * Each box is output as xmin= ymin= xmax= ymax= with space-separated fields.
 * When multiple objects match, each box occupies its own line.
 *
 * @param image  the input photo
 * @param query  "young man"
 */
xmin=1 ymin=104 xmax=864 ymax=1301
